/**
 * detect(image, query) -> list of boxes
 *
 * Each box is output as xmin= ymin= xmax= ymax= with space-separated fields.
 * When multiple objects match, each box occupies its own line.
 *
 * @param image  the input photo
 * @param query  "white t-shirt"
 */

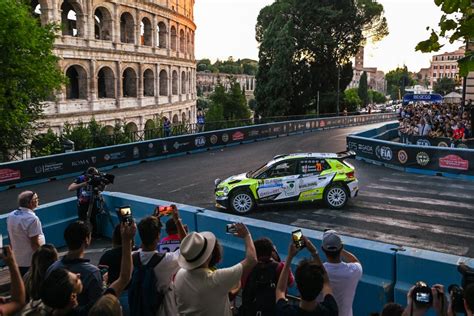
xmin=324 ymin=261 xmax=363 ymax=316
xmin=7 ymin=208 xmax=45 ymax=267
xmin=136 ymin=249 xmax=180 ymax=316
xmin=174 ymin=263 xmax=243 ymax=316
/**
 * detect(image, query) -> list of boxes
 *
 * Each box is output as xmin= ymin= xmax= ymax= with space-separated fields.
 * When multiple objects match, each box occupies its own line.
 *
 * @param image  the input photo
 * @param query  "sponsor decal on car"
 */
xmin=439 ymin=155 xmax=469 ymax=170
xmin=232 ymin=131 xmax=244 ymax=141
xmin=416 ymin=152 xmax=430 ymax=166
xmin=375 ymin=146 xmax=392 ymax=161
xmin=258 ymin=187 xmax=282 ymax=198
xmin=195 ymin=136 xmax=206 ymax=147
xmin=222 ymin=133 xmax=229 ymax=142
xmin=397 ymin=150 xmax=408 ymax=164
xmin=210 ymin=135 xmax=218 ymax=144
xmin=416 ymin=139 xmax=431 ymax=147
xmin=0 ymin=169 xmax=21 ymax=183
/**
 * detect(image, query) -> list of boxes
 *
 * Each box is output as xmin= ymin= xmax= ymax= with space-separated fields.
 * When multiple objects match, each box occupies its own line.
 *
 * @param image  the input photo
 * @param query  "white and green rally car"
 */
xmin=214 ymin=151 xmax=359 ymax=214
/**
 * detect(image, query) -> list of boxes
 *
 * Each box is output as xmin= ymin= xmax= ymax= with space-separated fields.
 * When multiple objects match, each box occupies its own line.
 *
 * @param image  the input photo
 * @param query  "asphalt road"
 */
xmin=1 ymin=122 xmax=473 ymax=257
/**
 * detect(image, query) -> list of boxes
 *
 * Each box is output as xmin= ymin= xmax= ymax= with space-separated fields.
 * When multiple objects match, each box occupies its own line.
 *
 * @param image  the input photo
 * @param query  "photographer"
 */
xmin=68 ymin=167 xmax=106 ymax=237
xmin=402 ymin=284 xmax=447 ymax=316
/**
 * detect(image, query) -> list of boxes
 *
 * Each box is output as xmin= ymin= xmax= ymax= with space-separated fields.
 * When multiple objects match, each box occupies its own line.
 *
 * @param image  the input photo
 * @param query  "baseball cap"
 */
xmin=322 ymin=230 xmax=342 ymax=251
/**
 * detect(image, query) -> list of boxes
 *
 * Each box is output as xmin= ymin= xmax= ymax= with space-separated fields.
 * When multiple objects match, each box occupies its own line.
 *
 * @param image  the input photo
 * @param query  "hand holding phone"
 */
xmin=155 ymin=205 xmax=173 ymax=217
xmin=116 ymin=206 xmax=133 ymax=225
xmin=292 ymin=229 xmax=305 ymax=249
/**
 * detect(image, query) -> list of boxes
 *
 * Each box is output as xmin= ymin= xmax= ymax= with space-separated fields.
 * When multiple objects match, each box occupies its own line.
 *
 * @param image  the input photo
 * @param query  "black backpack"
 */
xmin=128 ymin=252 xmax=165 ymax=316
xmin=240 ymin=261 xmax=279 ymax=316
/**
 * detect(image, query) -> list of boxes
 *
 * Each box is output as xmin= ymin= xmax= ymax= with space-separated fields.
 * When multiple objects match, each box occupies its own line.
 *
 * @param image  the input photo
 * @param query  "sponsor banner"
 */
xmin=347 ymin=135 xmax=474 ymax=175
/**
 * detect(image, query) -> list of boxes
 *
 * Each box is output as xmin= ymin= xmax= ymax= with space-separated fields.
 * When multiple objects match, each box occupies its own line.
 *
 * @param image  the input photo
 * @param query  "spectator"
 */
xmin=320 ymin=230 xmax=362 ymax=316
xmin=275 ymin=235 xmax=338 ymax=315
xmin=0 ymin=246 xmax=26 ymax=315
xmin=46 ymin=221 xmax=103 ymax=311
xmin=25 ymin=223 xmax=135 ymax=316
xmin=174 ymin=223 xmax=257 ymax=316
xmin=158 ymin=217 xmax=181 ymax=253
xmin=130 ymin=205 xmax=186 ymax=316
xmin=448 ymin=283 xmax=474 ymax=316
xmin=7 ymin=191 xmax=45 ymax=276
xmin=67 ymin=167 xmax=103 ymax=237
xmin=381 ymin=303 xmax=404 ymax=316
xmin=23 ymin=244 xmax=58 ymax=302
xmin=196 ymin=109 xmax=205 ymax=132
xmin=239 ymin=237 xmax=294 ymax=315
xmin=402 ymin=284 xmax=447 ymax=316
xmin=163 ymin=117 xmax=171 ymax=137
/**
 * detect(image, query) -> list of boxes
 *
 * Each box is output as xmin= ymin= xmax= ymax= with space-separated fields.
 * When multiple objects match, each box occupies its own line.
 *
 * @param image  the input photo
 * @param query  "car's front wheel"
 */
xmin=324 ymin=183 xmax=348 ymax=209
xmin=229 ymin=188 xmax=255 ymax=214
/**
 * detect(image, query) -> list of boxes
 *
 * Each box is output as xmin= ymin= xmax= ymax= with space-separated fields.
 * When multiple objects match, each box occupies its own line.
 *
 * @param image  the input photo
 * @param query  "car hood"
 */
xmin=223 ymin=172 xmax=248 ymax=184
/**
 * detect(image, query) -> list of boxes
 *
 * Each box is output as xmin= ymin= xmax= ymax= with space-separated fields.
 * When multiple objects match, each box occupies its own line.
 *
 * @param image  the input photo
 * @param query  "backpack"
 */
xmin=128 ymin=252 xmax=165 ymax=316
xmin=240 ymin=261 xmax=279 ymax=316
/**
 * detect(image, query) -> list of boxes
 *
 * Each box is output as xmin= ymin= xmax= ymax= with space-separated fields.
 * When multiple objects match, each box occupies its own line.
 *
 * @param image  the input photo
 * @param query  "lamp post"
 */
xmin=336 ymin=64 xmax=341 ymax=116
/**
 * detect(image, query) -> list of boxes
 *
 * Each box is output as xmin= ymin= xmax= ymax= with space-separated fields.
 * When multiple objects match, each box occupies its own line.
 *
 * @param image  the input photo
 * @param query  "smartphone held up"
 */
xmin=116 ymin=206 xmax=134 ymax=225
xmin=292 ymin=229 xmax=305 ymax=249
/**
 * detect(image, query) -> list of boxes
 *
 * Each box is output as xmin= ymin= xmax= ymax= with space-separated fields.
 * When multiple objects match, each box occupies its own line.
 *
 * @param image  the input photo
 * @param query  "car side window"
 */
xmin=267 ymin=160 xmax=298 ymax=178
xmin=299 ymin=159 xmax=330 ymax=175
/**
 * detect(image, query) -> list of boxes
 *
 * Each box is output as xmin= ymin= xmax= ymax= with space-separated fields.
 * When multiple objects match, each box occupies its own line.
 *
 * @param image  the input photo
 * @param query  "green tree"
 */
xmin=385 ymin=66 xmax=416 ymax=100
xmin=224 ymin=80 xmax=251 ymax=120
xmin=369 ymin=90 xmax=386 ymax=104
xmin=416 ymin=0 xmax=473 ymax=76
xmin=63 ymin=122 xmax=93 ymax=151
xmin=254 ymin=0 xmax=387 ymax=117
xmin=343 ymin=89 xmax=362 ymax=112
xmin=433 ymin=77 xmax=457 ymax=95
xmin=30 ymin=128 xmax=62 ymax=157
xmin=0 ymin=0 xmax=65 ymax=161
xmin=358 ymin=72 xmax=369 ymax=106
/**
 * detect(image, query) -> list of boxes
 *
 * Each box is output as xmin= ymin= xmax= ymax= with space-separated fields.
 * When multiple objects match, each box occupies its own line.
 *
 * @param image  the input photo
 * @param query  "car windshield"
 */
xmin=247 ymin=161 xmax=272 ymax=178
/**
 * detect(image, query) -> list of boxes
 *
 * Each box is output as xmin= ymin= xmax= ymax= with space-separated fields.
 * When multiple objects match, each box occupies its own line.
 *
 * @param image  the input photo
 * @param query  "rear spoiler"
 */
xmin=336 ymin=150 xmax=356 ymax=159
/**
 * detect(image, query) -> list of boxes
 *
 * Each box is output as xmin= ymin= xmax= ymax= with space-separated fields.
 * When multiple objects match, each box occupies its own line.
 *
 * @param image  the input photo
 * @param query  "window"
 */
xmin=433 ymin=66 xmax=438 ymax=69
xmin=264 ymin=161 xmax=298 ymax=178
xmin=439 ymin=65 xmax=444 ymax=69
xmin=299 ymin=159 xmax=330 ymax=174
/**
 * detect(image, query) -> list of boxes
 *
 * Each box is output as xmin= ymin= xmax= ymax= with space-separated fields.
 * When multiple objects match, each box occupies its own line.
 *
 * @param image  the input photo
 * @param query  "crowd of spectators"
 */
xmin=397 ymin=101 xmax=473 ymax=140
xmin=1 ymin=190 xmax=473 ymax=316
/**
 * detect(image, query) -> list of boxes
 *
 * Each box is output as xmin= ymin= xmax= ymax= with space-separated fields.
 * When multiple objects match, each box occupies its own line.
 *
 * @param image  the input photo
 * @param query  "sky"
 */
xmin=194 ymin=0 xmax=464 ymax=73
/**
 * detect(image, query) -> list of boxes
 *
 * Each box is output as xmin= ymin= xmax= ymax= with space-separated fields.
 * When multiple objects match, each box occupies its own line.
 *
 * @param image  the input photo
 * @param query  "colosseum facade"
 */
xmin=33 ymin=0 xmax=197 ymax=135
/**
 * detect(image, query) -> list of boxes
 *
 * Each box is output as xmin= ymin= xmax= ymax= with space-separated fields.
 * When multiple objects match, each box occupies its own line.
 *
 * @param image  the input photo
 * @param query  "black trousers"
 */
xmin=78 ymin=202 xmax=99 ymax=236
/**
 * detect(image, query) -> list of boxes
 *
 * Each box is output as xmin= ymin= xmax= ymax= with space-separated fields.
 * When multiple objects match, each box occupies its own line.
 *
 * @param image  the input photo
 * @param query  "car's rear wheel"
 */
xmin=230 ymin=188 xmax=255 ymax=214
xmin=324 ymin=183 xmax=348 ymax=209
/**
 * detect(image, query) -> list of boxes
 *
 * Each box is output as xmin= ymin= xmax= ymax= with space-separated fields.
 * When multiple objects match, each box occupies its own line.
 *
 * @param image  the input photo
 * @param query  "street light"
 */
xmin=336 ymin=64 xmax=340 ymax=116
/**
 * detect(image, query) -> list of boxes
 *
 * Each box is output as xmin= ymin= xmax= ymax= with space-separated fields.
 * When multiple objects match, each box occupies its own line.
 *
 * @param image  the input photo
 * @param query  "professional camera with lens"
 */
xmin=412 ymin=281 xmax=433 ymax=306
xmin=88 ymin=172 xmax=115 ymax=191
xmin=449 ymin=263 xmax=474 ymax=314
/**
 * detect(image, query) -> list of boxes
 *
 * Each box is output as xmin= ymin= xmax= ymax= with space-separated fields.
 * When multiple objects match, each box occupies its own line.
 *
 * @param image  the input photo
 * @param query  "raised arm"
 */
xmin=234 ymin=223 xmax=257 ymax=276
xmin=109 ymin=222 xmax=136 ymax=296
xmin=68 ymin=180 xmax=87 ymax=192
xmin=276 ymin=242 xmax=297 ymax=302
xmin=340 ymin=249 xmax=360 ymax=263
xmin=0 ymin=246 xmax=26 ymax=315
xmin=171 ymin=205 xmax=187 ymax=240
xmin=304 ymin=236 xmax=332 ymax=296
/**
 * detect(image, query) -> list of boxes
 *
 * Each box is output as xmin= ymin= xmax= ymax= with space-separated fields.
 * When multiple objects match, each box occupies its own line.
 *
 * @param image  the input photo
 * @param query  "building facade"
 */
xmin=196 ymin=72 xmax=256 ymax=100
xmin=429 ymin=47 xmax=465 ymax=87
xmin=348 ymin=47 xmax=386 ymax=94
xmin=33 ymin=0 xmax=197 ymax=134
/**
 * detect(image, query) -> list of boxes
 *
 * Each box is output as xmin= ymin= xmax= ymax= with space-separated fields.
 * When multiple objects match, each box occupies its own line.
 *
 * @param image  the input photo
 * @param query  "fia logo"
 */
xmin=376 ymin=146 xmax=393 ymax=161
xmin=195 ymin=136 xmax=206 ymax=147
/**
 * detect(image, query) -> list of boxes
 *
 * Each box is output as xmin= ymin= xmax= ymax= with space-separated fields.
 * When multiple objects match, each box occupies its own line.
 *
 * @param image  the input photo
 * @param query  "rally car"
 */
xmin=214 ymin=151 xmax=358 ymax=214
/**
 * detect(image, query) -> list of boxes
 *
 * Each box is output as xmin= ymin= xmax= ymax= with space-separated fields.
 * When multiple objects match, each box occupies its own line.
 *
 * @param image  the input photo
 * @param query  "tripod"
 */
xmin=85 ymin=187 xmax=115 ymax=237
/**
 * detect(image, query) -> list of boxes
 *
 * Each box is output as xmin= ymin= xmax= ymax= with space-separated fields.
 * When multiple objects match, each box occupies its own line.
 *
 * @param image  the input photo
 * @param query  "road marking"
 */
xmin=365 ymin=184 xmax=474 ymax=200
xmin=168 ymin=182 xmax=199 ymax=193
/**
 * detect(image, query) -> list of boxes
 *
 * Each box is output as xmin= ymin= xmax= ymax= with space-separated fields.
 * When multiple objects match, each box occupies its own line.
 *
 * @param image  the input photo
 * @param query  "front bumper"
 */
xmin=346 ymin=179 xmax=359 ymax=198
xmin=215 ymin=196 xmax=229 ymax=209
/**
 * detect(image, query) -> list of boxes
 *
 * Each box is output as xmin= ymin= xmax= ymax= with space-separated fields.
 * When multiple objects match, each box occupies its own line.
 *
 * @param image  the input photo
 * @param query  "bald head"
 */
xmin=18 ymin=191 xmax=38 ymax=209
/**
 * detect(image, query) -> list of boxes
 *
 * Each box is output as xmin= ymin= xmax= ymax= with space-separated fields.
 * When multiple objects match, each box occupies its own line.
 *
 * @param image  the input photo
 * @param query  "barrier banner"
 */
xmin=0 ymin=113 xmax=396 ymax=188
xmin=347 ymin=136 xmax=474 ymax=176
xmin=399 ymin=133 xmax=474 ymax=149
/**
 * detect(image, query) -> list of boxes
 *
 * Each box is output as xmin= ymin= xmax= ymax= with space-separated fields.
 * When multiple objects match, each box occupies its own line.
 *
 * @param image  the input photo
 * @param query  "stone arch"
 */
xmin=61 ymin=0 xmax=85 ymax=37
xmin=186 ymin=31 xmax=191 ymax=54
xmin=170 ymin=26 xmax=177 ymax=51
xmin=188 ymin=71 xmax=191 ymax=94
xmin=94 ymin=6 xmax=112 ymax=40
xmin=181 ymin=71 xmax=186 ymax=94
xmin=181 ymin=112 xmax=186 ymax=123
xmin=172 ymin=70 xmax=178 ymax=95
xmin=120 ymin=12 xmax=135 ymax=44
xmin=159 ymin=70 xmax=168 ymax=96
xmin=179 ymin=29 xmax=185 ymax=53
xmin=122 ymin=67 xmax=137 ymax=97
xmin=172 ymin=114 xmax=179 ymax=124
xmin=102 ymin=125 xmax=114 ymax=135
xmin=140 ymin=17 xmax=152 ymax=46
xmin=157 ymin=22 xmax=167 ymax=48
xmin=65 ymin=65 xmax=87 ymax=99
xmin=125 ymin=122 xmax=138 ymax=133
xmin=143 ymin=69 xmax=155 ymax=97
xmin=144 ymin=119 xmax=155 ymax=130
xmin=97 ymin=66 xmax=115 ymax=98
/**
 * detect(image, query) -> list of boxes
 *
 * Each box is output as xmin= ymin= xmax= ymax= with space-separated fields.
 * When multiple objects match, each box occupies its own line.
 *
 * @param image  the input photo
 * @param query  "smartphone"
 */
xmin=292 ymin=229 xmax=305 ymax=248
xmin=226 ymin=223 xmax=237 ymax=234
xmin=157 ymin=205 xmax=173 ymax=216
xmin=116 ymin=206 xmax=133 ymax=225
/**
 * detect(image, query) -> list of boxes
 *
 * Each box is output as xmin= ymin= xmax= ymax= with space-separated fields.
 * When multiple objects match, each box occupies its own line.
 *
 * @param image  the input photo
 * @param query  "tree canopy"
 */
xmin=358 ymin=72 xmax=369 ymax=107
xmin=0 ymin=0 xmax=64 ymax=161
xmin=433 ymin=76 xmax=457 ymax=95
xmin=197 ymin=57 xmax=258 ymax=76
xmin=385 ymin=66 xmax=416 ymax=100
xmin=254 ymin=0 xmax=387 ymax=117
xmin=415 ymin=0 xmax=474 ymax=76
xmin=207 ymin=79 xmax=251 ymax=122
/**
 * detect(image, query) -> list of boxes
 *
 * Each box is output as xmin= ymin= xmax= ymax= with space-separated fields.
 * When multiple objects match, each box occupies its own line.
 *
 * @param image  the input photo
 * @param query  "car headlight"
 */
xmin=223 ymin=187 xmax=229 ymax=194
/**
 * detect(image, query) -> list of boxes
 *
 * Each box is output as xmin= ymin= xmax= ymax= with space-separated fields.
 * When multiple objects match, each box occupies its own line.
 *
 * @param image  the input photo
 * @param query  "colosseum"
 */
xmin=32 ymin=0 xmax=197 ymax=135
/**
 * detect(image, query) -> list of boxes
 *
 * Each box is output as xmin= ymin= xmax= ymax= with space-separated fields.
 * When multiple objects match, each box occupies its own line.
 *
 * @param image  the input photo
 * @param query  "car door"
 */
xmin=255 ymin=160 xmax=299 ymax=203
xmin=296 ymin=158 xmax=333 ymax=201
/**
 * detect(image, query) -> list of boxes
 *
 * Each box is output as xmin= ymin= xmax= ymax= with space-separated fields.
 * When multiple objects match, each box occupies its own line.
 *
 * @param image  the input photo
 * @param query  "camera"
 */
xmin=116 ymin=206 xmax=133 ymax=225
xmin=292 ymin=229 xmax=305 ymax=249
xmin=226 ymin=223 xmax=237 ymax=234
xmin=88 ymin=172 xmax=115 ymax=190
xmin=412 ymin=281 xmax=433 ymax=305
xmin=448 ymin=263 xmax=474 ymax=313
